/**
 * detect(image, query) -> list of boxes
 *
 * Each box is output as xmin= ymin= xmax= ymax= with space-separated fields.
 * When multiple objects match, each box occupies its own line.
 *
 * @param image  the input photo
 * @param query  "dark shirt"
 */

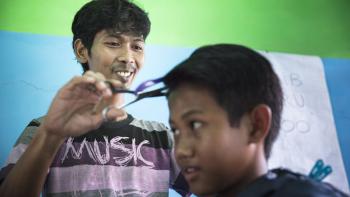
xmin=236 ymin=168 xmax=349 ymax=197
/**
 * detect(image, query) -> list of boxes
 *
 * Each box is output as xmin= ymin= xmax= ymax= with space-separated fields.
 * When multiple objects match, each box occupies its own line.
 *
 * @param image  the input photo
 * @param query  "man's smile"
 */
xmin=111 ymin=66 xmax=137 ymax=84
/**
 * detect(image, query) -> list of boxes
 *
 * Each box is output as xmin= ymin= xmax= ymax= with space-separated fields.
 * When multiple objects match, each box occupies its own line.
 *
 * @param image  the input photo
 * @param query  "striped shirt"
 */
xmin=0 ymin=115 xmax=189 ymax=196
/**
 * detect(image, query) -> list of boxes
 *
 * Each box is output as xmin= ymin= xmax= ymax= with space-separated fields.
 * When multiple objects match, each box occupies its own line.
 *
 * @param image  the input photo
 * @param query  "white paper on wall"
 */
xmin=261 ymin=51 xmax=349 ymax=193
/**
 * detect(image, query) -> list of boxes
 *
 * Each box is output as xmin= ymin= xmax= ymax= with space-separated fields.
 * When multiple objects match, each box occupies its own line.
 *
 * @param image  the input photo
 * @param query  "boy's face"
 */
xmin=168 ymin=84 xmax=256 ymax=196
xmin=85 ymin=29 xmax=145 ymax=88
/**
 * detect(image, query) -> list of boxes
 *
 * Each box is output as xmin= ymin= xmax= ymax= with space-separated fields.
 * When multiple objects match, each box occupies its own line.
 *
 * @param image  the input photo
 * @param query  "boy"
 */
xmin=0 ymin=0 xmax=188 ymax=196
xmin=163 ymin=44 xmax=348 ymax=196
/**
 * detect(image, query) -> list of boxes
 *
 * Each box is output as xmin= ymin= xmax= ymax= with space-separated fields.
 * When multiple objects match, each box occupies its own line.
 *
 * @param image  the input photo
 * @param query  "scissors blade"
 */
xmin=118 ymin=87 xmax=167 ymax=109
xmin=137 ymin=87 xmax=168 ymax=99
xmin=118 ymin=100 xmax=138 ymax=109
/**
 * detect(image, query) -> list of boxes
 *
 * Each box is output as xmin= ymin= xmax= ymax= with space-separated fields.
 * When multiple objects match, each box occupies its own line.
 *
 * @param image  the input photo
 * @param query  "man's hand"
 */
xmin=40 ymin=71 xmax=127 ymax=139
xmin=0 ymin=70 xmax=129 ymax=197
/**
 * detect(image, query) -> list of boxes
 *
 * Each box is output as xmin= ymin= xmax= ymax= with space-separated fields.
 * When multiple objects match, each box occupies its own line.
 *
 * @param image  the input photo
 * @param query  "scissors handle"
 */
xmin=135 ymin=77 xmax=164 ymax=92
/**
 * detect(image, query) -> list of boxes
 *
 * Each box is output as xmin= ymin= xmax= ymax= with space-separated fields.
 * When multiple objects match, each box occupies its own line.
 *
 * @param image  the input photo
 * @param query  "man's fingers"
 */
xmin=84 ymin=71 xmax=105 ymax=81
xmin=96 ymin=81 xmax=112 ymax=97
xmin=86 ymin=105 xmax=125 ymax=132
xmin=83 ymin=71 xmax=112 ymax=97
xmin=63 ymin=75 xmax=96 ymax=91
xmin=101 ymin=105 xmax=127 ymax=122
xmin=109 ymin=107 xmax=128 ymax=122
xmin=95 ymin=72 xmax=106 ymax=81
xmin=107 ymin=79 xmax=126 ymax=90
xmin=92 ymin=96 xmax=111 ymax=114
xmin=64 ymin=71 xmax=112 ymax=98
xmin=83 ymin=71 xmax=126 ymax=95
xmin=60 ymin=72 xmax=126 ymax=114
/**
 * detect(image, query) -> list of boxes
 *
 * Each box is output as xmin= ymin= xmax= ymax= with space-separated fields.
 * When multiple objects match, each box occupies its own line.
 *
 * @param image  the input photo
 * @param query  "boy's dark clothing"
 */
xmin=237 ymin=168 xmax=349 ymax=197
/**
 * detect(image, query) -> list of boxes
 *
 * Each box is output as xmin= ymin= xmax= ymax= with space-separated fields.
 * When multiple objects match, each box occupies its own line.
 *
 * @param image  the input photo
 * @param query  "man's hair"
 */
xmin=163 ymin=44 xmax=283 ymax=159
xmin=72 ymin=0 xmax=151 ymax=72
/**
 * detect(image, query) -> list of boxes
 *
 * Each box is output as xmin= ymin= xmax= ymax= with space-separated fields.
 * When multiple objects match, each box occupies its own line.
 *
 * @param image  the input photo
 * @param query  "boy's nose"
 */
xmin=175 ymin=138 xmax=194 ymax=161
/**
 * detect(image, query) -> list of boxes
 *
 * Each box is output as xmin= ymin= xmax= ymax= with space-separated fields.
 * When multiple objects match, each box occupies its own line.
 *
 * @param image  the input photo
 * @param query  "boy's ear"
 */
xmin=73 ymin=39 xmax=88 ymax=64
xmin=248 ymin=104 xmax=272 ymax=143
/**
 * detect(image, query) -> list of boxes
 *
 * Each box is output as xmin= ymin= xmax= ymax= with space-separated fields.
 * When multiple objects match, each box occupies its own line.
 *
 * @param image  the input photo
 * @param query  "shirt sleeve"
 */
xmin=0 ymin=117 xmax=43 ymax=185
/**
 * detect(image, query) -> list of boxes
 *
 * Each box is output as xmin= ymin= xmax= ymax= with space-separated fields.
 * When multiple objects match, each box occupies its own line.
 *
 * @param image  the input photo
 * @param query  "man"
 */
xmin=0 ymin=0 xmax=188 ymax=196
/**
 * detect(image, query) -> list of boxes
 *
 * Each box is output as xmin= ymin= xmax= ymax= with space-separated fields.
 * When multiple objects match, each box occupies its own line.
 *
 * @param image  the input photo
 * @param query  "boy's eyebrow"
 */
xmin=169 ymin=109 xmax=204 ymax=124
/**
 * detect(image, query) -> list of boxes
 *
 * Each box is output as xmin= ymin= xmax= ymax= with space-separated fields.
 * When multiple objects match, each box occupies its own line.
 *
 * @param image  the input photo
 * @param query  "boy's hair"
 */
xmin=72 ymin=0 xmax=151 ymax=72
xmin=163 ymin=44 xmax=283 ymax=159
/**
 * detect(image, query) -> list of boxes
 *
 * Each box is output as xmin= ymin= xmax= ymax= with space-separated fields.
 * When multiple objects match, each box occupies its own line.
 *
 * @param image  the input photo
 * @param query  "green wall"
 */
xmin=1 ymin=0 xmax=349 ymax=57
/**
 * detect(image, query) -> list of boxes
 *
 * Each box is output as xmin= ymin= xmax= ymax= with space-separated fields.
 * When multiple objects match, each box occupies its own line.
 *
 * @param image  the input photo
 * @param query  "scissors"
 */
xmin=105 ymin=77 xmax=167 ymax=108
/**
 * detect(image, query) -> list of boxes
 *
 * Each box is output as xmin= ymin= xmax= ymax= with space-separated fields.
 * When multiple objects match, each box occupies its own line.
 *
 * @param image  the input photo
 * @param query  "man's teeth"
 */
xmin=116 ymin=71 xmax=132 ymax=77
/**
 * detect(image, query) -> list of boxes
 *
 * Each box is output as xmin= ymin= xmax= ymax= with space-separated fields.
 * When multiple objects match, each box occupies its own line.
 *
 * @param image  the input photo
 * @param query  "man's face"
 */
xmin=86 ymin=29 xmax=145 ymax=88
xmin=168 ymin=84 xmax=256 ymax=196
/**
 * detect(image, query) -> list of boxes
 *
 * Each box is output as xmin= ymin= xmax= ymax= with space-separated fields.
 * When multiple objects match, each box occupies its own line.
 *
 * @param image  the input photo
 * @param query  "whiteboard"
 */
xmin=262 ymin=52 xmax=349 ymax=193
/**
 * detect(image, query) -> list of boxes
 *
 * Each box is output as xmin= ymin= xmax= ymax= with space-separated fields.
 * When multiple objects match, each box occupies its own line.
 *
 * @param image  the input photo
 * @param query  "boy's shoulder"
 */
xmin=238 ymin=168 xmax=349 ymax=197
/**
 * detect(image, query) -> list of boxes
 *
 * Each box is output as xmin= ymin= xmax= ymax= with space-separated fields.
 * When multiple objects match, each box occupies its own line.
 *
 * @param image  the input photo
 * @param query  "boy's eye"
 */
xmin=190 ymin=121 xmax=202 ymax=130
xmin=171 ymin=127 xmax=180 ymax=136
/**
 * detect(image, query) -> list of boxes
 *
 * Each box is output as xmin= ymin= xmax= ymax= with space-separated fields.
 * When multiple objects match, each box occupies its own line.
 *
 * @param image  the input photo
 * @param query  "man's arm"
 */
xmin=0 ymin=126 xmax=65 ymax=197
xmin=0 ymin=71 xmax=126 ymax=197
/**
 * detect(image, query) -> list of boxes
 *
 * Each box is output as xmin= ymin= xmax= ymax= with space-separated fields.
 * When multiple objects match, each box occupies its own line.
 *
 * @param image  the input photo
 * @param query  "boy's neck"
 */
xmin=218 ymin=151 xmax=268 ymax=197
